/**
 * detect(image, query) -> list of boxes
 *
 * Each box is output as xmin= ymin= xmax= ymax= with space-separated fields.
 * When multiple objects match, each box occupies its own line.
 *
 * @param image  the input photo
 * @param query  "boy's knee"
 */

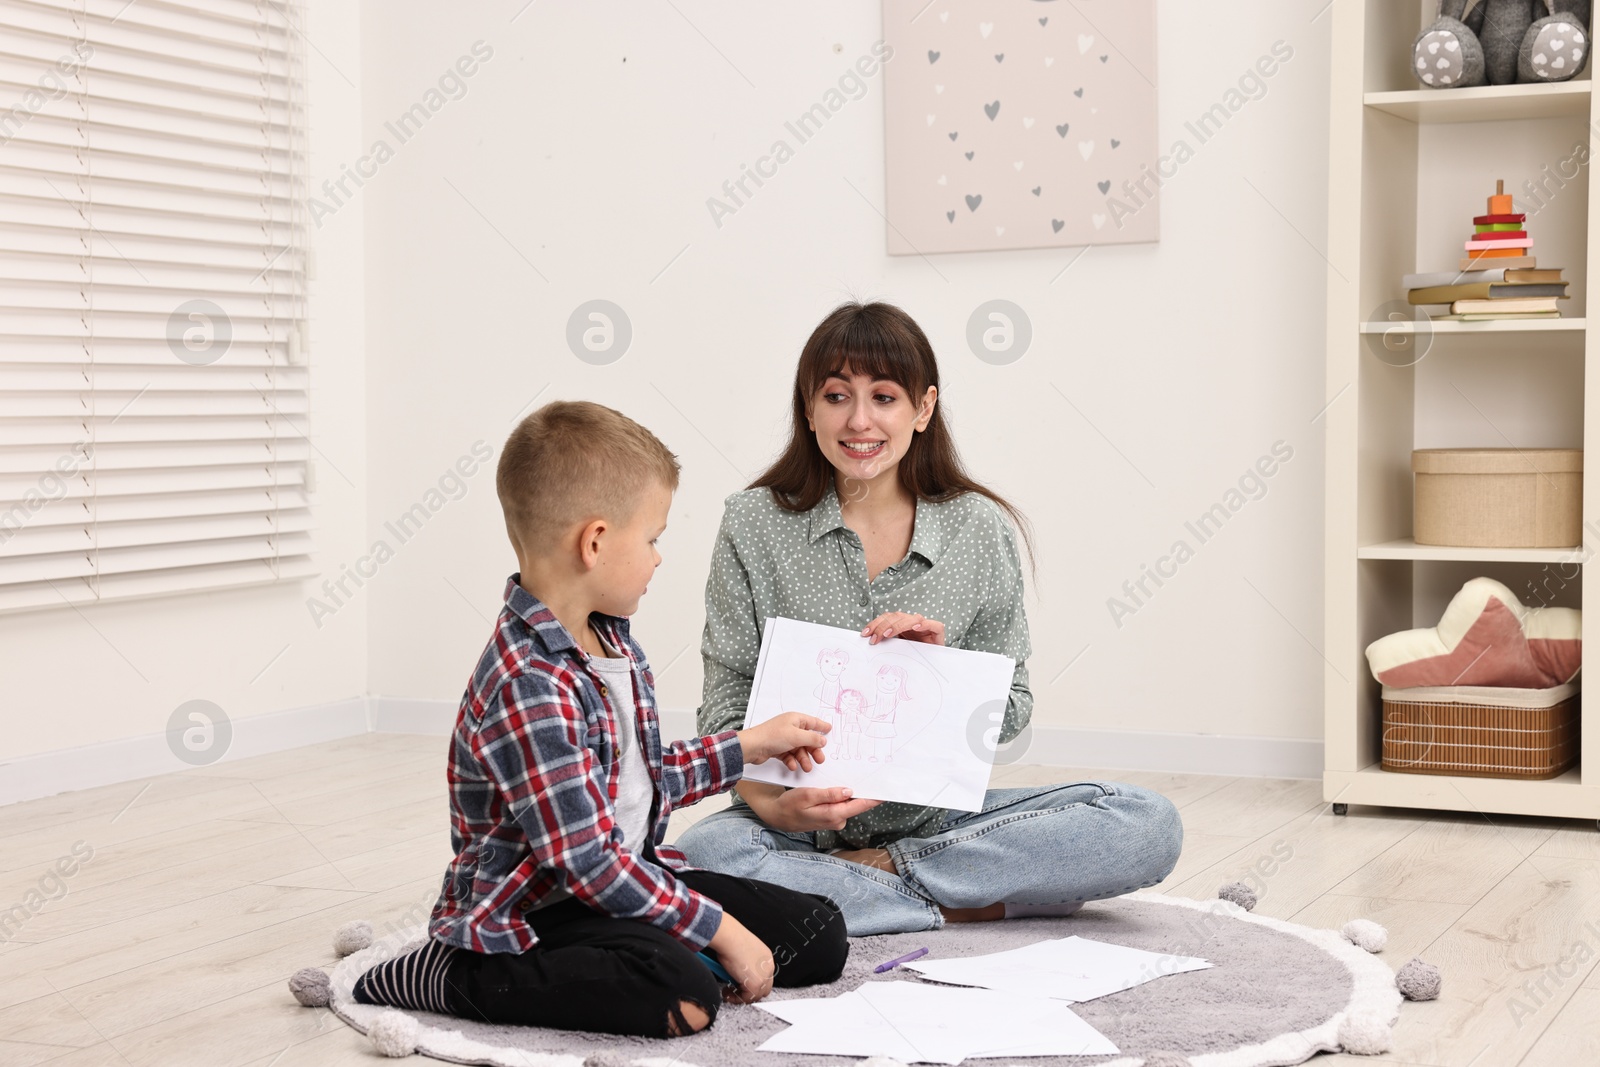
xmin=659 ymin=956 xmax=721 ymax=1037
xmin=776 ymin=895 xmax=849 ymax=985
xmin=666 ymin=998 xmax=713 ymax=1036
xmin=815 ymin=897 xmax=849 ymax=979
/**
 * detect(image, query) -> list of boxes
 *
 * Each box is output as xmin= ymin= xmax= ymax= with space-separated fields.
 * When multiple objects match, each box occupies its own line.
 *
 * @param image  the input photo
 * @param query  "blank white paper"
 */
xmin=856 ymin=981 xmax=1119 ymax=1059
xmin=756 ymin=980 xmax=1118 ymax=1063
xmin=757 ymin=990 xmax=929 ymax=1062
xmin=741 ymin=617 xmax=1016 ymax=811
xmin=906 ymin=935 xmax=1212 ymax=1004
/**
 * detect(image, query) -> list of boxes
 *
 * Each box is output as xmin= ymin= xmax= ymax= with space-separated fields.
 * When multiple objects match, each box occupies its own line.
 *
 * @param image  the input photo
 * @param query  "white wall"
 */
xmin=0 ymin=1 xmax=370 ymax=767
xmin=358 ymin=2 xmax=1334 ymax=750
xmin=0 ymin=2 xmax=1337 ymax=790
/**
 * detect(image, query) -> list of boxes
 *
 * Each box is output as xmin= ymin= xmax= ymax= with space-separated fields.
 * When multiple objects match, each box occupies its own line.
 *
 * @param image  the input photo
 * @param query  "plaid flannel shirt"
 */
xmin=429 ymin=575 xmax=745 ymax=954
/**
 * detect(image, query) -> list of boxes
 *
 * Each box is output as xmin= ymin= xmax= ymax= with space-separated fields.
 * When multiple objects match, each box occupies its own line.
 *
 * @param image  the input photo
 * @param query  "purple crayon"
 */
xmin=873 ymin=947 xmax=930 ymax=974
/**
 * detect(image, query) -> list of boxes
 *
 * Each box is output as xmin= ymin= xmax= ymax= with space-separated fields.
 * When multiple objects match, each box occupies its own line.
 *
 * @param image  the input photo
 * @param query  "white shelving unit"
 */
xmin=1359 ymin=317 xmax=1587 ymax=333
xmin=1324 ymin=3 xmax=1600 ymax=821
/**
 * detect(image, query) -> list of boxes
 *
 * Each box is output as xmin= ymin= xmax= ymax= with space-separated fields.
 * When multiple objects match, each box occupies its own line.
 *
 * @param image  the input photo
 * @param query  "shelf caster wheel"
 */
xmin=1332 ymin=803 xmax=1348 ymax=816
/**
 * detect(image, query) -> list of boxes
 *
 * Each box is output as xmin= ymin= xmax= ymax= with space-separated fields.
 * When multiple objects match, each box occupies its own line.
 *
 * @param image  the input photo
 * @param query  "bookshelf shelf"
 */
xmin=1357 ymin=538 xmax=1583 ymax=563
xmin=1323 ymin=765 xmax=1587 ymax=820
xmin=1325 ymin=2 xmax=1600 ymax=823
xmin=1358 ymin=318 xmax=1586 ymax=334
xmin=1365 ymin=81 xmax=1591 ymax=124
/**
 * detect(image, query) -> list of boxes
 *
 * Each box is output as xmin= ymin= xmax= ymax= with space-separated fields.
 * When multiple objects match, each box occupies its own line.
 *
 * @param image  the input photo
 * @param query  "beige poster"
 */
xmin=883 ymin=0 xmax=1159 ymax=255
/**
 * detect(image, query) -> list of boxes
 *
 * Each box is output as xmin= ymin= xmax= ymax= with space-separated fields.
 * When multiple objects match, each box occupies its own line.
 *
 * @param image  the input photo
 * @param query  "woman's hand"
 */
xmin=706 ymin=913 xmax=774 ymax=1003
xmin=737 ymin=780 xmax=882 ymax=832
xmin=737 ymin=713 xmax=831 ymax=772
xmin=861 ymin=612 xmax=945 ymax=646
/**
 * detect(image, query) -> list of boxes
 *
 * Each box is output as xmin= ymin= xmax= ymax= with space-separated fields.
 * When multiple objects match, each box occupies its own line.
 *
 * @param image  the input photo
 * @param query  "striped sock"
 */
xmin=352 ymin=938 xmax=460 ymax=1014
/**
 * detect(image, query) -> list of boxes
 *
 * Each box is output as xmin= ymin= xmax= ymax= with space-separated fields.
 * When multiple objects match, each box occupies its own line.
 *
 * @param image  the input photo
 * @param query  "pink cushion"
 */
xmin=1365 ymin=577 xmax=1581 ymax=689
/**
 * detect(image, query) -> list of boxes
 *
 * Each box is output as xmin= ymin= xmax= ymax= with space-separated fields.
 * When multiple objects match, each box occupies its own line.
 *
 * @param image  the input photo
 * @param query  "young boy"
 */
xmin=353 ymin=400 xmax=849 ymax=1038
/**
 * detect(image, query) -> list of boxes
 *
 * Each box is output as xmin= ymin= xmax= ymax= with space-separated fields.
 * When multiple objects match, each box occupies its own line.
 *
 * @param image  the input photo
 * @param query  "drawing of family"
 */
xmin=812 ymin=649 xmax=914 ymax=762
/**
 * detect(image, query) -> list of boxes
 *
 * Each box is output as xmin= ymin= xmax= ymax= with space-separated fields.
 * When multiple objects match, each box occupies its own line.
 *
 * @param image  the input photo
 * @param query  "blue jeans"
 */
xmin=675 ymin=781 xmax=1184 ymax=936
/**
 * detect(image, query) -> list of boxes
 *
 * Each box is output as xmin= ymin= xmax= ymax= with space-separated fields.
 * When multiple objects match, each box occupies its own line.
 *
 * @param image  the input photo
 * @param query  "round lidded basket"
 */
xmin=1412 ymin=448 xmax=1582 ymax=548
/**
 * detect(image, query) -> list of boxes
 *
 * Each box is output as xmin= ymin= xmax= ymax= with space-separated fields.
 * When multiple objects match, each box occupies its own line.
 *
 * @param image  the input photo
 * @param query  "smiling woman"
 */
xmin=677 ymin=301 xmax=1185 ymax=936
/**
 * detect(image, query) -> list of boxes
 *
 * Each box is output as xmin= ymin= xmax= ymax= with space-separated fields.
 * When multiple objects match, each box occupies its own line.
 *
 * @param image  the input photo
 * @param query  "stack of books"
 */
xmin=1405 ymin=180 xmax=1568 ymax=321
xmin=1406 ymin=266 xmax=1568 ymax=321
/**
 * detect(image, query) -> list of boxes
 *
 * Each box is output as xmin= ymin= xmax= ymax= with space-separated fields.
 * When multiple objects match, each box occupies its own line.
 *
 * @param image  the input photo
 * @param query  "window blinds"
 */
xmin=0 ymin=0 xmax=312 ymax=613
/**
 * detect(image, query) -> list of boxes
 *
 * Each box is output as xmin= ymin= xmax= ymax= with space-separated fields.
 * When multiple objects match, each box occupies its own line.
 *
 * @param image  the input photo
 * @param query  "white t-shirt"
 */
xmin=590 ymin=634 xmax=656 ymax=853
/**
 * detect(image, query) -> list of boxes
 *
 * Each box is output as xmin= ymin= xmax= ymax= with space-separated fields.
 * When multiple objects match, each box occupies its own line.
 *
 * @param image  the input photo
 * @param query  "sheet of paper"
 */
xmin=741 ymin=616 xmax=1016 ymax=811
xmin=856 ymin=981 xmax=1119 ymax=1060
xmin=906 ymin=935 xmax=1212 ymax=1004
xmin=756 ymin=981 xmax=1118 ymax=1063
xmin=757 ymin=990 xmax=929 ymax=1062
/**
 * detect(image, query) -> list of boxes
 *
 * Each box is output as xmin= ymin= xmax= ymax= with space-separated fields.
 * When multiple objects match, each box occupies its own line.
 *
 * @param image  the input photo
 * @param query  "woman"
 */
xmin=677 ymin=301 xmax=1182 ymax=935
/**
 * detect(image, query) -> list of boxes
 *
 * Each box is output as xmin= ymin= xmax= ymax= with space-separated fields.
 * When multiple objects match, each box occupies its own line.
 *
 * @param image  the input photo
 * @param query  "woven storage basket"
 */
xmin=1412 ymin=448 xmax=1582 ymax=548
xmin=1381 ymin=683 xmax=1580 ymax=779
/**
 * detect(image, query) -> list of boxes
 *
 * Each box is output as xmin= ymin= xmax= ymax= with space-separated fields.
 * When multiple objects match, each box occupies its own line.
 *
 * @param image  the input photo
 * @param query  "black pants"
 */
xmin=443 ymin=869 xmax=848 ymax=1038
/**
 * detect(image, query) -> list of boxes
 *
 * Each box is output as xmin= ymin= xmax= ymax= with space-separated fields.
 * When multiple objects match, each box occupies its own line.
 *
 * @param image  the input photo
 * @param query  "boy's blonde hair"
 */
xmin=497 ymin=400 xmax=680 ymax=556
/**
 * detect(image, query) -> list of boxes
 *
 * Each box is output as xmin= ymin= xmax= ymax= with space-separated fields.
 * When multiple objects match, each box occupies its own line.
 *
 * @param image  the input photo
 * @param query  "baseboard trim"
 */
xmin=1 ymin=698 xmax=1322 ymax=807
xmin=1004 ymin=724 xmax=1323 ymax=780
xmin=370 ymin=696 xmax=458 ymax=736
xmin=0 ymin=697 xmax=370 ymax=807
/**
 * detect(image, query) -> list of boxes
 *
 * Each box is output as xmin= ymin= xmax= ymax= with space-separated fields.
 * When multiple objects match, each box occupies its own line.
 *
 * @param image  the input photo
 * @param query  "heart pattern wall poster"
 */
xmin=883 ymin=0 xmax=1159 ymax=254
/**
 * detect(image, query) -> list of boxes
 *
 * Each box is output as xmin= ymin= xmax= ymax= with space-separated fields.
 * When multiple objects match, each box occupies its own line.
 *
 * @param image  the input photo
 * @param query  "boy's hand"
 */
xmin=706 ymin=913 xmax=774 ymax=1003
xmin=861 ymin=612 xmax=945 ymax=646
xmin=738 ymin=713 xmax=831 ymax=773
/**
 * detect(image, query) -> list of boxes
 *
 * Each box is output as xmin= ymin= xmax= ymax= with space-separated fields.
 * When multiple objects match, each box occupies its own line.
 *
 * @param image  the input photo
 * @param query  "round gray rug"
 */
xmin=325 ymin=893 xmax=1402 ymax=1066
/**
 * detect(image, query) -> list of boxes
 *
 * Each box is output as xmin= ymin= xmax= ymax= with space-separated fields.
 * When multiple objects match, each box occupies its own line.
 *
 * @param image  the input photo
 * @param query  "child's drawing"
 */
xmin=744 ymin=617 xmax=1018 ymax=812
xmin=865 ymin=665 xmax=912 ymax=762
xmin=814 ymin=648 xmax=848 ymax=716
xmin=833 ymin=687 xmax=865 ymax=760
xmin=783 ymin=642 xmax=939 ymax=764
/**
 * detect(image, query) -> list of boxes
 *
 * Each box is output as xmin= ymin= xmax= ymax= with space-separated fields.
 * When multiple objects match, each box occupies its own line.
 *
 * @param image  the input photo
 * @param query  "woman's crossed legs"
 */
xmin=674 ymin=781 xmax=1184 ymax=936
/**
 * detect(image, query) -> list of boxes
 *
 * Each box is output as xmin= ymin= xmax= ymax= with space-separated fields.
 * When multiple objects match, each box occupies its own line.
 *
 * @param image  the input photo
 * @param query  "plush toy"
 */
xmin=1413 ymin=0 xmax=1589 ymax=88
xmin=1519 ymin=1 xmax=1590 ymax=81
xmin=1415 ymin=0 xmax=1489 ymax=87
xmin=1483 ymin=0 xmax=1538 ymax=83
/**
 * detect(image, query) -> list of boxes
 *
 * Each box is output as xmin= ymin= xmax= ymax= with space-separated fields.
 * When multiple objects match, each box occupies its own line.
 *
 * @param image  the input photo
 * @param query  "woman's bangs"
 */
xmin=814 ymin=332 xmax=917 ymax=396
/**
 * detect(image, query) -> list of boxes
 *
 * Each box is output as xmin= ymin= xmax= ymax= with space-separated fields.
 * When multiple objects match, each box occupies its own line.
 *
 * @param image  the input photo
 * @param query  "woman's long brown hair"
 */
xmin=749 ymin=300 xmax=1036 ymax=576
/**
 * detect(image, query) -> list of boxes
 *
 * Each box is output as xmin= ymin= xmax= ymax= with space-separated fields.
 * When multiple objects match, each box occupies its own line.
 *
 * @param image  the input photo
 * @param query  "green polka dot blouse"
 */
xmin=696 ymin=481 xmax=1034 ymax=849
